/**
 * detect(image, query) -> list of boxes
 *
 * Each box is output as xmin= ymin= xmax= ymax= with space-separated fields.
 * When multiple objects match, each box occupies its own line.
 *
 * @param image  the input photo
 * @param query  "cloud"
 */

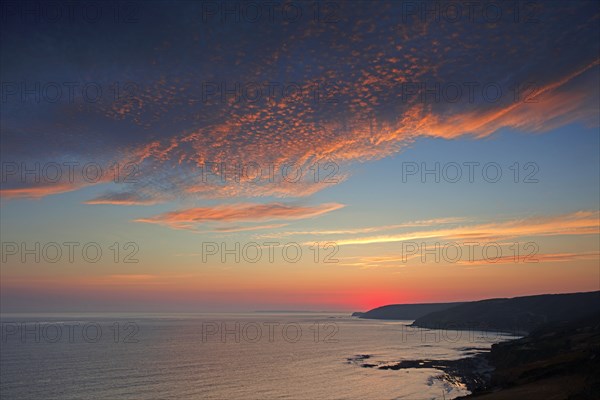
xmin=417 ymin=60 xmax=600 ymax=139
xmin=455 ymin=251 xmax=600 ymax=266
xmin=0 ymin=183 xmax=86 ymax=199
xmin=1 ymin=2 xmax=598 ymax=202
xmin=112 ymin=61 xmax=597 ymax=203
xmin=255 ymin=217 xmax=467 ymax=238
xmin=338 ymin=250 xmax=600 ymax=269
xmin=84 ymin=191 xmax=166 ymax=205
xmin=321 ymin=211 xmax=599 ymax=246
xmin=337 ymin=255 xmax=411 ymax=269
xmin=134 ymin=202 xmax=345 ymax=231
xmin=205 ymin=223 xmax=289 ymax=233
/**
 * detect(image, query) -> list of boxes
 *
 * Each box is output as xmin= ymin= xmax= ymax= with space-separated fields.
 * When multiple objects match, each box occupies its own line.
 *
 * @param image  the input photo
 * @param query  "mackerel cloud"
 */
xmin=1 ymin=1 xmax=599 ymax=203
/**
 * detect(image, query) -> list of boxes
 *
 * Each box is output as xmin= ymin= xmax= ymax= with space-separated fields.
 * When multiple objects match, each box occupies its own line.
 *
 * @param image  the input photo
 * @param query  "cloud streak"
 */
xmin=321 ymin=211 xmax=599 ymax=246
xmin=135 ymin=202 xmax=345 ymax=231
xmin=255 ymin=217 xmax=467 ymax=238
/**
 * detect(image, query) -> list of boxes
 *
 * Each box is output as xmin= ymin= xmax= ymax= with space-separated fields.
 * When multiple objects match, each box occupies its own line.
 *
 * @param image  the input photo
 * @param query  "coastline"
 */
xmin=356 ymin=314 xmax=599 ymax=400
xmin=347 ymin=347 xmax=498 ymax=397
xmin=375 ymin=352 xmax=494 ymax=394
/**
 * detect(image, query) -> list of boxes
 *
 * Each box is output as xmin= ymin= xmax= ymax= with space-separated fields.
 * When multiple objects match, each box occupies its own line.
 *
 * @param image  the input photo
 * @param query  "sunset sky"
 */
xmin=1 ymin=1 xmax=599 ymax=312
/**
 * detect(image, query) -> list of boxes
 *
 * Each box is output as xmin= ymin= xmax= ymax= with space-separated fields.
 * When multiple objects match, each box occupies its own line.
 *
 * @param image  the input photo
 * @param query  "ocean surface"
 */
xmin=0 ymin=313 xmax=517 ymax=399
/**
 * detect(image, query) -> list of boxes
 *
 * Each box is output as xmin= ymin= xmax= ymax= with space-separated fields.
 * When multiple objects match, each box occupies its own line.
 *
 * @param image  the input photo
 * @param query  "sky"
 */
xmin=1 ymin=0 xmax=599 ymax=312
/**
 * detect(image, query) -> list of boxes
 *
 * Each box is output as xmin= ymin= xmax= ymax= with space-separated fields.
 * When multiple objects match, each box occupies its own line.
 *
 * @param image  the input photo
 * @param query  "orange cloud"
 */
xmin=4 ymin=2 xmax=598 ymax=204
xmin=339 ymin=250 xmax=600 ymax=270
xmin=455 ymin=251 xmax=600 ymax=266
xmin=0 ymin=183 xmax=87 ymax=199
xmin=3 ymin=61 xmax=597 ymax=202
xmin=111 ymin=62 xmax=598 ymax=202
xmin=418 ymin=60 xmax=600 ymax=139
xmin=135 ymin=202 xmax=345 ymax=231
xmin=316 ymin=211 xmax=599 ymax=246
xmin=84 ymin=191 xmax=165 ymax=205
xmin=338 ymin=255 xmax=411 ymax=269
xmin=204 ymin=223 xmax=289 ymax=233
xmin=255 ymin=217 xmax=467 ymax=238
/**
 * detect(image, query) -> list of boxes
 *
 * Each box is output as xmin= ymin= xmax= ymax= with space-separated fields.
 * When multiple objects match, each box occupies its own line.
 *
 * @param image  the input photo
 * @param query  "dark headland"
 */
xmin=352 ymin=302 xmax=464 ymax=320
xmin=352 ymin=291 xmax=600 ymax=399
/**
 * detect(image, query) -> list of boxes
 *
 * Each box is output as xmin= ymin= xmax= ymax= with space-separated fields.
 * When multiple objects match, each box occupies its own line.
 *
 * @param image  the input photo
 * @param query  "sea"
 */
xmin=0 ymin=313 xmax=518 ymax=399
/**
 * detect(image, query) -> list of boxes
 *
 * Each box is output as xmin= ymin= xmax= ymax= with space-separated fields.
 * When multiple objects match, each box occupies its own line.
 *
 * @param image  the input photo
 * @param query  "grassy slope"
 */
xmin=412 ymin=291 xmax=600 ymax=334
xmin=462 ymin=312 xmax=600 ymax=399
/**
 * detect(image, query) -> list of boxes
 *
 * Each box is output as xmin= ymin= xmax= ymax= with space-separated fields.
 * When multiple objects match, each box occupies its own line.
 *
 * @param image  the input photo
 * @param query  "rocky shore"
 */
xmin=349 ymin=312 xmax=599 ymax=399
xmin=347 ymin=351 xmax=494 ymax=395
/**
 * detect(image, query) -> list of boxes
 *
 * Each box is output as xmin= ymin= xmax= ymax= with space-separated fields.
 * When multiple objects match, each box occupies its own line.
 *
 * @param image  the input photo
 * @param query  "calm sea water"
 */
xmin=0 ymin=313 xmax=516 ymax=399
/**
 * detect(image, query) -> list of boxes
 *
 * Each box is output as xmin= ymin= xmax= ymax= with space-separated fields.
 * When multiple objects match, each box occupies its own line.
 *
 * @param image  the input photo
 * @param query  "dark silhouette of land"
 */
xmin=411 ymin=291 xmax=599 ymax=334
xmin=352 ymin=302 xmax=464 ymax=320
xmin=352 ymin=291 xmax=600 ymax=399
xmin=354 ymin=291 xmax=599 ymax=334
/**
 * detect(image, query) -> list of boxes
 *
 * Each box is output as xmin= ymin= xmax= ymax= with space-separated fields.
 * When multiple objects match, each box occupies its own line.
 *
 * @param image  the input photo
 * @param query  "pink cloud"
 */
xmin=135 ymin=202 xmax=345 ymax=231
